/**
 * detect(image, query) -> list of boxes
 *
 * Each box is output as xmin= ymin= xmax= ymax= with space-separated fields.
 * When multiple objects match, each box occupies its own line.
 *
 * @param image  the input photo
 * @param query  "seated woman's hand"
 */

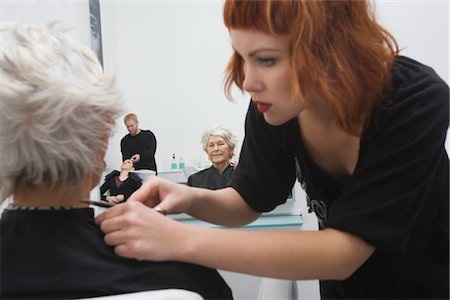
xmin=115 ymin=194 xmax=125 ymax=202
xmin=105 ymin=196 xmax=116 ymax=204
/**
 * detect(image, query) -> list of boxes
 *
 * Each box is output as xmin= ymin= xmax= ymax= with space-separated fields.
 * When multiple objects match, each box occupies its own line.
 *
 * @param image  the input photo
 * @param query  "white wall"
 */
xmin=375 ymin=0 xmax=448 ymax=84
xmin=0 ymin=1 xmax=90 ymax=46
xmin=2 ymin=1 xmax=448 ymax=172
xmin=100 ymin=1 xmax=249 ymax=172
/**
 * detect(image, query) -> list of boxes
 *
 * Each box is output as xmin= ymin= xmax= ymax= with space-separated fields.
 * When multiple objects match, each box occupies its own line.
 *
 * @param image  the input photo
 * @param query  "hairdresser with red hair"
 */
xmin=97 ymin=1 xmax=449 ymax=298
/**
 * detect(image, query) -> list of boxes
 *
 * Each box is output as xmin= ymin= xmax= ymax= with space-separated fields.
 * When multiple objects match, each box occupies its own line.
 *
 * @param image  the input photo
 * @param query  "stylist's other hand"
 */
xmin=95 ymin=201 xmax=185 ymax=261
xmin=131 ymin=154 xmax=140 ymax=162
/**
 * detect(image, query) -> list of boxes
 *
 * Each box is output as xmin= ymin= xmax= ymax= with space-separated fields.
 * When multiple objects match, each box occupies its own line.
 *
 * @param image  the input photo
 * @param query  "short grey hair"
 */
xmin=0 ymin=21 xmax=124 ymax=201
xmin=200 ymin=124 xmax=238 ymax=156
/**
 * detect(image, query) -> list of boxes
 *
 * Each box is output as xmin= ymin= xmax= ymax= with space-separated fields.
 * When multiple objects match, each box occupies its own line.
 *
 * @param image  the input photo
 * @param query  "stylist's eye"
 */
xmin=258 ymin=57 xmax=276 ymax=67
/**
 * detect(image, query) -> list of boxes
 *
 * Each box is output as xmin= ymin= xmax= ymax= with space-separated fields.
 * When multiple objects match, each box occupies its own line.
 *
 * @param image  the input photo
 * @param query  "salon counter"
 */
xmin=172 ymin=213 xmax=303 ymax=230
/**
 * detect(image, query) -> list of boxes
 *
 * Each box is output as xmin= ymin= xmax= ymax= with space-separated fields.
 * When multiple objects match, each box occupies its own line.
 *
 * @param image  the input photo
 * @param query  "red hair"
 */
xmin=223 ymin=0 xmax=399 ymax=135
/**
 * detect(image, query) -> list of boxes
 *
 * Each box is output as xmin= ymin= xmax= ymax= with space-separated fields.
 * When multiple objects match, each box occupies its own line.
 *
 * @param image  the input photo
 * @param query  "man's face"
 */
xmin=125 ymin=120 xmax=139 ymax=136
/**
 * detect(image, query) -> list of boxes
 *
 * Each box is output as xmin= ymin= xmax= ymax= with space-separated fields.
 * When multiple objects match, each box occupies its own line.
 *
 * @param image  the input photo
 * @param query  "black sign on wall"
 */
xmin=89 ymin=0 xmax=103 ymax=67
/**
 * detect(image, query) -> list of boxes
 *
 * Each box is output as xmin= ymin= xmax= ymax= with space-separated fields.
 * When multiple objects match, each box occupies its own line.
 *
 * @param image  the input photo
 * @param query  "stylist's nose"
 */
xmin=242 ymin=65 xmax=262 ymax=94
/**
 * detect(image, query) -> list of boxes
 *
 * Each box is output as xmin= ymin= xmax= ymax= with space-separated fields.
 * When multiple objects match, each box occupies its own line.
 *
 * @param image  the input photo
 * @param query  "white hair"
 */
xmin=200 ymin=124 xmax=238 ymax=156
xmin=0 ymin=21 xmax=124 ymax=201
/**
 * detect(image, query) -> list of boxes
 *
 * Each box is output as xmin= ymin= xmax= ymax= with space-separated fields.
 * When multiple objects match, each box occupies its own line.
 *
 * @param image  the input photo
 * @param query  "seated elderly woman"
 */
xmin=0 ymin=21 xmax=232 ymax=300
xmin=187 ymin=124 xmax=238 ymax=189
xmin=100 ymin=159 xmax=142 ymax=204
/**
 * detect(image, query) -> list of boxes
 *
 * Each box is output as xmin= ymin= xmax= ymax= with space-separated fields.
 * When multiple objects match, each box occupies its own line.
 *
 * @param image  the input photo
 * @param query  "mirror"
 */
xmin=97 ymin=1 xmax=449 ymax=174
xmin=99 ymin=1 xmax=249 ymax=173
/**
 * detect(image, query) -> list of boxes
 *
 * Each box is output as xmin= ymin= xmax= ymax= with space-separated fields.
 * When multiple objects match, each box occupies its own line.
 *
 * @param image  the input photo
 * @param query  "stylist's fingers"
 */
xmin=98 ymin=202 xmax=150 ymax=245
xmin=128 ymin=176 xmax=177 ymax=213
xmin=97 ymin=201 xmax=175 ymax=261
xmin=128 ymin=176 xmax=190 ymax=215
xmin=95 ymin=201 xmax=129 ymax=225
xmin=112 ymin=234 xmax=154 ymax=260
xmin=127 ymin=175 xmax=160 ymax=205
xmin=114 ymin=244 xmax=137 ymax=260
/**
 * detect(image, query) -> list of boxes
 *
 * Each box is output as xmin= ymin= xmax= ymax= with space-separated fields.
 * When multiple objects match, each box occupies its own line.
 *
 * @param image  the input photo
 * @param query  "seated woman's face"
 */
xmin=121 ymin=159 xmax=134 ymax=171
xmin=206 ymin=136 xmax=233 ymax=166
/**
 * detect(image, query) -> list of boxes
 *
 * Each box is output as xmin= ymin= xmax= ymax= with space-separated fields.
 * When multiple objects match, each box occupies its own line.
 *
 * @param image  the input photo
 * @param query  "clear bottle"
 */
xmin=171 ymin=154 xmax=177 ymax=170
xmin=178 ymin=157 xmax=185 ymax=170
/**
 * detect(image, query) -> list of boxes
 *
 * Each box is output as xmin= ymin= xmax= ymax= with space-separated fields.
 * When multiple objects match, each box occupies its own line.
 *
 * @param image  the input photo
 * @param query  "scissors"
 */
xmin=80 ymin=200 xmax=114 ymax=208
xmin=79 ymin=200 xmax=168 ymax=215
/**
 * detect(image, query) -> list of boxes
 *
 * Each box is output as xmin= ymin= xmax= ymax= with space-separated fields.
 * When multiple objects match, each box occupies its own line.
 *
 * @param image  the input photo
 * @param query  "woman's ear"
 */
xmin=229 ymin=146 xmax=235 ymax=159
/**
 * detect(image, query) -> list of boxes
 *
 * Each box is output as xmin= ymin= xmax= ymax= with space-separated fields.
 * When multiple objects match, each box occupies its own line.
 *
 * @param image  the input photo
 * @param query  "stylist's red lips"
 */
xmin=255 ymin=101 xmax=272 ymax=113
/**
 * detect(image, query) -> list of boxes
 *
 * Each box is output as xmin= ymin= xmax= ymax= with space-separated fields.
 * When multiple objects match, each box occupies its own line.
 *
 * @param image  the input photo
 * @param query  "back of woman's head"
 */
xmin=0 ymin=21 xmax=124 ymax=201
xmin=224 ymin=0 xmax=398 ymax=135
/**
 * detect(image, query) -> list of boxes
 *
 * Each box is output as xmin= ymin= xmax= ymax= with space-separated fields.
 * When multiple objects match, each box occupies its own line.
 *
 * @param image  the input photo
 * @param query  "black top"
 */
xmin=100 ymin=170 xmax=142 ymax=202
xmin=0 ymin=208 xmax=232 ymax=300
xmin=187 ymin=165 xmax=234 ymax=190
xmin=121 ymin=130 xmax=158 ymax=172
xmin=229 ymin=56 xmax=449 ymax=299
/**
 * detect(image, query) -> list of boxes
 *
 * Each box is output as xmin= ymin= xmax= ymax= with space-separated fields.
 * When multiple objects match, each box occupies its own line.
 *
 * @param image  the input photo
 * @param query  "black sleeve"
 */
xmin=324 ymin=60 xmax=449 ymax=251
xmin=100 ymin=171 xmax=120 ymax=201
xmin=99 ymin=182 xmax=110 ymax=201
xmin=229 ymin=101 xmax=297 ymax=212
xmin=120 ymin=137 xmax=131 ymax=161
xmin=122 ymin=175 xmax=143 ymax=201
xmin=99 ymin=177 xmax=111 ymax=201
xmin=128 ymin=172 xmax=143 ymax=186
xmin=187 ymin=175 xmax=193 ymax=187
xmin=139 ymin=131 xmax=157 ymax=161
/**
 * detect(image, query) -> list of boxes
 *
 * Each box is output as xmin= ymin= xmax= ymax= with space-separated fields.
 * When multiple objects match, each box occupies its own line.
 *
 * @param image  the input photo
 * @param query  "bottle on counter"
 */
xmin=178 ymin=157 xmax=185 ymax=170
xmin=171 ymin=154 xmax=177 ymax=170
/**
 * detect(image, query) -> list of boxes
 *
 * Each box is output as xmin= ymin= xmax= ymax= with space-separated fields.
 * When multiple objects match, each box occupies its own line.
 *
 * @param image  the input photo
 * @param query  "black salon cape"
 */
xmin=187 ymin=165 xmax=234 ymax=190
xmin=229 ymin=56 xmax=449 ymax=299
xmin=0 ymin=208 xmax=233 ymax=300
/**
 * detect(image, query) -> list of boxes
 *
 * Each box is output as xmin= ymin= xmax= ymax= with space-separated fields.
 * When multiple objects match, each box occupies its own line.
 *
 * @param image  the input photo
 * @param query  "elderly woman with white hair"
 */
xmin=187 ymin=124 xmax=238 ymax=190
xmin=0 ymin=21 xmax=232 ymax=299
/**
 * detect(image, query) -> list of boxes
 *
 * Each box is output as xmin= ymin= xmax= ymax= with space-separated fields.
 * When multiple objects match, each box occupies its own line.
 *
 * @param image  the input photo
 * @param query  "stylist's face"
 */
xmin=125 ymin=120 xmax=139 ymax=136
xmin=230 ymin=29 xmax=305 ymax=125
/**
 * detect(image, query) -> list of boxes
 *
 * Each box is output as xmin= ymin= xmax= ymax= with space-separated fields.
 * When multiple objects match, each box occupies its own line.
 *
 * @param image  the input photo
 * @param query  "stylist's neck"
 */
xmin=14 ymin=184 xmax=91 ymax=208
xmin=131 ymin=128 xmax=141 ymax=136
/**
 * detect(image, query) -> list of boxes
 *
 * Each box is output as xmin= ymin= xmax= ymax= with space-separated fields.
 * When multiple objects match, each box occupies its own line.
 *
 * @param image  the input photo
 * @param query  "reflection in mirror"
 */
xmin=99 ymin=2 xmax=249 ymax=174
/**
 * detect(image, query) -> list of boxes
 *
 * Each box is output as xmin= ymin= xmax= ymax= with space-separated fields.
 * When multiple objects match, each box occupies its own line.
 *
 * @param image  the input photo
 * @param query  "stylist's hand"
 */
xmin=126 ymin=175 xmax=194 ymax=215
xmin=95 ymin=201 xmax=186 ymax=261
xmin=131 ymin=154 xmax=140 ymax=162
